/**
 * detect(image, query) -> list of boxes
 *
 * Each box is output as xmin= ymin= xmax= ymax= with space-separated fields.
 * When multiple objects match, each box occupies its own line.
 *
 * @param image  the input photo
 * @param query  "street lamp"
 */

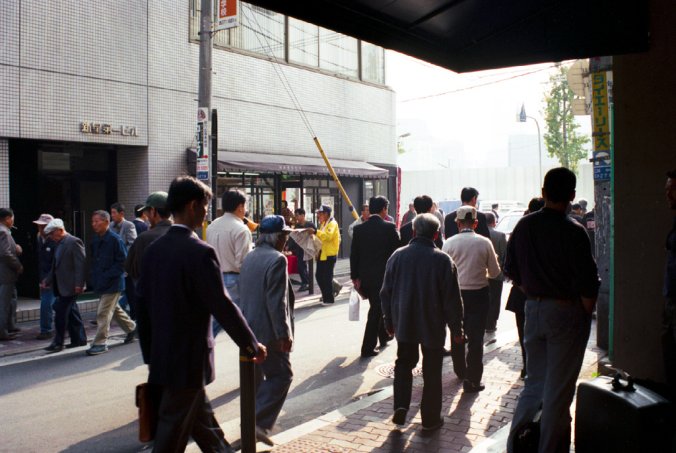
xmin=518 ymin=103 xmax=543 ymax=185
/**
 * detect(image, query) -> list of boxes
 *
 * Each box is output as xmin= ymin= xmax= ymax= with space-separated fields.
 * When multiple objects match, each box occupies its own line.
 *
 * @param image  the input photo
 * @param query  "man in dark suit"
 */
xmin=136 ymin=176 xmax=267 ymax=453
xmin=399 ymin=195 xmax=443 ymax=248
xmin=41 ymin=219 xmax=88 ymax=352
xmin=350 ymin=196 xmax=400 ymax=357
xmin=444 ymin=187 xmax=490 ymax=239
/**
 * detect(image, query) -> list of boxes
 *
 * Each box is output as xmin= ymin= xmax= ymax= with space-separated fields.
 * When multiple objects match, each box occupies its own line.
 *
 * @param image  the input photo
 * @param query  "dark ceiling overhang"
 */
xmin=188 ymin=149 xmax=390 ymax=178
xmin=246 ymin=0 xmax=649 ymax=73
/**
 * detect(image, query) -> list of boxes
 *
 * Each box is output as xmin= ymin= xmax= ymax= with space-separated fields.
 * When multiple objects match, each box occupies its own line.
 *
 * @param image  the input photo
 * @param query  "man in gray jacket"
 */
xmin=381 ymin=213 xmax=464 ymax=431
xmin=0 ymin=208 xmax=22 ymax=340
xmin=239 ymin=215 xmax=294 ymax=446
xmin=42 ymin=219 xmax=88 ymax=352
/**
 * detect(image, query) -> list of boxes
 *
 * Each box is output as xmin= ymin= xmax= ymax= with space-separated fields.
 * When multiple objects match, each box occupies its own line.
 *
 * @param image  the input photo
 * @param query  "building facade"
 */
xmin=0 ymin=1 xmax=398 ymax=296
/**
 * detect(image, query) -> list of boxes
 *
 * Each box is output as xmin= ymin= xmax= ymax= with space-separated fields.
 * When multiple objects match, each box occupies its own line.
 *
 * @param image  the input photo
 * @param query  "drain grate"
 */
xmin=375 ymin=363 xmax=423 ymax=379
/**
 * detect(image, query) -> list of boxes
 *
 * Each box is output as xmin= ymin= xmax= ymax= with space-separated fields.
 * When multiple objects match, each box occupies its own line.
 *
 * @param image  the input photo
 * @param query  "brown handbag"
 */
xmin=135 ymin=383 xmax=160 ymax=442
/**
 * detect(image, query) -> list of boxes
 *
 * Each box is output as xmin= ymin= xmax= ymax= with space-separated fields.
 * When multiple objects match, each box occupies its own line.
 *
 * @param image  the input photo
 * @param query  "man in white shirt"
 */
xmin=442 ymin=205 xmax=500 ymax=393
xmin=206 ymin=189 xmax=252 ymax=336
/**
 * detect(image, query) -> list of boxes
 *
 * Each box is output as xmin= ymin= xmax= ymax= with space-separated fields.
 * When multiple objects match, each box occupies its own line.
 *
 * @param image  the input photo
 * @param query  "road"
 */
xmin=0 ymin=287 xmax=518 ymax=452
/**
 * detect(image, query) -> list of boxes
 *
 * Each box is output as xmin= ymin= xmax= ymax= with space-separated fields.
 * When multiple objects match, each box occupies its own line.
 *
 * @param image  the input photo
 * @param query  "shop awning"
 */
xmin=187 ymin=149 xmax=390 ymax=178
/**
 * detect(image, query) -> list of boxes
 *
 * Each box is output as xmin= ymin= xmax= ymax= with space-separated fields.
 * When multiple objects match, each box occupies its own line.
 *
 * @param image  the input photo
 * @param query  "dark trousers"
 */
xmin=393 ymin=342 xmax=443 ymax=426
xmin=315 ymin=256 xmax=336 ymax=303
xmin=52 ymin=295 xmax=86 ymax=346
xmin=255 ymin=349 xmax=293 ymax=430
xmin=461 ymin=287 xmax=490 ymax=385
xmin=485 ymin=278 xmax=503 ymax=331
xmin=296 ymin=249 xmax=310 ymax=286
xmin=515 ymin=310 xmax=527 ymax=373
xmin=361 ymin=285 xmax=389 ymax=354
xmin=153 ymin=386 xmax=231 ymax=453
xmin=662 ymin=299 xmax=676 ymax=399
xmin=124 ymin=275 xmax=137 ymax=320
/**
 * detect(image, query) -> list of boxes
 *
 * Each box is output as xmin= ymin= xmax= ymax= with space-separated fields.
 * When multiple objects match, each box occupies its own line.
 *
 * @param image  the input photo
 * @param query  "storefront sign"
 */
xmin=591 ymin=71 xmax=611 ymax=181
xmin=215 ymin=0 xmax=238 ymax=31
xmin=196 ymin=108 xmax=209 ymax=181
xmin=80 ymin=121 xmax=139 ymax=136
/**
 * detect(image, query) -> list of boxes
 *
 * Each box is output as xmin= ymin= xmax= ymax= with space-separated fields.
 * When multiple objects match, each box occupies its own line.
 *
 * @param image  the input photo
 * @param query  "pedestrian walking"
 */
xmin=350 ymin=196 xmax=400 ymax=358
xmin=239 ymin=215 xmax=295 ymax=446
xmin=287 ymin=208 xmax=315 ymax=292
xmin=400 ymin=202 xmax=416 ymax=226
xmin=0 ymin=208 xmax=22 ymax=341
xmin=33 ymin=213 xmax=56 ymax=340
xmin=132 ymin=204 xmax=149 ymax=235
xmin=444 ymin=187 xmax=491 ymax=239
xmin=206 ymin=189 xmax=252 ymax=336
xmin=381 ymin=213 xmax=464 ymax=431
xmin=136 ymin=176 xmax=266 ymax=453
xmin=347 ymin=204 xmax=369 ymax=239
xmin=485 ymin=211 xmax=506 ymax=334
xmin=399 ymin=195 xmax=443 ymax=248
xmin=442 ymin=205 xmax=500 ymax=393
xmin=41 ymin=219 xmax=88 ymax=352
xmin=110 ymin=202 xmax=138 ymax=319
xmin=314 ymin=205 xmax=341 ymax=305
xmin=505 ymin=168 xmax=600 ymax=453
xmin=662 ymin=169 xmax=676 ymax=400
xmin=87 ymin=210 xmax=136 ymax=356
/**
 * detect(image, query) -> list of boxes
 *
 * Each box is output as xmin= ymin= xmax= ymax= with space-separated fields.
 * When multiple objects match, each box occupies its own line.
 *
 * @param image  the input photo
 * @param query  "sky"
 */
xmin=386 ymin=52 xmax=591 ymax=171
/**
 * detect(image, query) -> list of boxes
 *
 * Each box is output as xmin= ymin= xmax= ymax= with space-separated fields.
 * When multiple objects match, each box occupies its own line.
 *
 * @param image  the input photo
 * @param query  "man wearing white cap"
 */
xmin=41 ymin=219 xmax=88 ymax=352
xmin=33 ymin=213 xmax=56 ymax=340
xmin=442 ymin=205 xmax=500 ymax=393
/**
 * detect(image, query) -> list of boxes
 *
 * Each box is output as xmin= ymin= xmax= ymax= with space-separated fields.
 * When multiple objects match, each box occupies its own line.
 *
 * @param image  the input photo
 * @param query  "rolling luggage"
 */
xmin=575 ymin=372 xmax=675 ymax=453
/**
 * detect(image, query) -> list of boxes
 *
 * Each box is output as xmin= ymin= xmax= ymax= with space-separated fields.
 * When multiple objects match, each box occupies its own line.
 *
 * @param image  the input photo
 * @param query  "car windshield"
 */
xmin=496 ymin=214 xmax=522 ymax=233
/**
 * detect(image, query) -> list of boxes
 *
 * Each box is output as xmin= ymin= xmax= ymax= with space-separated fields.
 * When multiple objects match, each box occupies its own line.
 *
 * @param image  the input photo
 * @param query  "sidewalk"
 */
xmin=0 ymin=258 xmax=353 ymax=359
xmin=268 ymin=323 xmax=604 ymax=453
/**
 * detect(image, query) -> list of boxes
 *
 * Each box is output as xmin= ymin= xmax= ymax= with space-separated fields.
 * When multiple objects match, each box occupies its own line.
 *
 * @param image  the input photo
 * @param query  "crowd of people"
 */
xmin=6 ymin=165 xmax=675 ymax=453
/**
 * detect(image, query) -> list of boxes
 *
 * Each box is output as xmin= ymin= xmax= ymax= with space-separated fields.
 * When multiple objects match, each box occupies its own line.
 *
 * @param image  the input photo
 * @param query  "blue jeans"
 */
xmin=39 ymin=287 xmax=56 ymax=334
xmin=507 ymin=298 xmax=591 ymax=453
xmin=213 ymin=273 xmax=240 ymax=337
xmin=255 ymin=348 xmax=293 ymax=430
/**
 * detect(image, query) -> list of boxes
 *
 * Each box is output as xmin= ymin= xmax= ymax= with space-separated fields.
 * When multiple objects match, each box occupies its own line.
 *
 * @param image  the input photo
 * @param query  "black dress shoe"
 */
xmin=65 ymin=341 xmax=88 ymax=349
xmin=45 ymin=343 xmax=64 ymax=353
xmin=392 ymin=407 xmax=407 ymax=426
xmin=463 ymin=380 xmax=485 ymax=393
xmin=9 ymin=327 xmax=22 ymax=333
xmin=422 ymin=418 xmax=445 ymax=432
xmin=361 ymin=349 xmax=379 ymax=358
xmin=0 ymin=333 xmax=17 ymax=341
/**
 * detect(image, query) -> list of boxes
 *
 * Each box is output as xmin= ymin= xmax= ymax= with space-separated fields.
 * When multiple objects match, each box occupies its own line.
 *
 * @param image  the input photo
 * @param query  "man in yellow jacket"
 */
xmin=314 ymin=205 xmax=341 ymax=305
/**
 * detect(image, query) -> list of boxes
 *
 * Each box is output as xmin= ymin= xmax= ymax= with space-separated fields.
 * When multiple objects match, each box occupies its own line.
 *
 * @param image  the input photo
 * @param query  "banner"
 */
xmin=591 ymin=72 xmax=611 ymax=181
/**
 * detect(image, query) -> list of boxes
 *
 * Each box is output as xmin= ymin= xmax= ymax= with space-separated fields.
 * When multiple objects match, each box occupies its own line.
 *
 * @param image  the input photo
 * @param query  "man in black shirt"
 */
xmin=399 ymin=195 xmax=443 ymax=249
xmin=505 ymin=167 xmax=600 ymax=453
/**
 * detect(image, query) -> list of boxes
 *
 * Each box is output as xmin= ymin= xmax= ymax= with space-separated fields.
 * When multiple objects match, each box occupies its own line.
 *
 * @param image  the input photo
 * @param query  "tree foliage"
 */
xmin=543 ymin=65 xmax=589 ymax=173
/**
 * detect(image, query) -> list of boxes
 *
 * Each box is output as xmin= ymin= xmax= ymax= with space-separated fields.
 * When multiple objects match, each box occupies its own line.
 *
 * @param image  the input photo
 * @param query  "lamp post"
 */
xmin=518 ymin=103 xmax=543 ymax=185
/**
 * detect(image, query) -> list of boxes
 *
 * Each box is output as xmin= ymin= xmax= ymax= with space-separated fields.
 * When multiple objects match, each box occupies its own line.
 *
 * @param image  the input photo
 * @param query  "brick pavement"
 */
xmin=272 ymin=326 xmax=604 ymax=453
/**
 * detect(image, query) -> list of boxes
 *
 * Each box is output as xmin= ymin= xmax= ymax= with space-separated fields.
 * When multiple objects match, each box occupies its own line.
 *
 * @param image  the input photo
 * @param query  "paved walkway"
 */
xmin=268 ymin=324 xmax=603 ymax=453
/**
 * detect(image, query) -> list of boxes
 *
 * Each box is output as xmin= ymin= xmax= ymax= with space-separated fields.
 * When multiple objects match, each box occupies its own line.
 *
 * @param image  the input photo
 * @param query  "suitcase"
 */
xmin=575 ymin=373 xmax=675 ymax=453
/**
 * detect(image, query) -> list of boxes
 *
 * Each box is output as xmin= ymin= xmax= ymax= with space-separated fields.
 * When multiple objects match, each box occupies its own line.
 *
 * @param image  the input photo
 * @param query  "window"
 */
xmin=319 ymin=28 xmax=358 ymax=78
xmin=288 ymin=18 xmax=319 ymax=67
xmin=234 ymin=3 xmax=285 ymax=58
xmin=361 ymin=41 xmax=385 ymax=84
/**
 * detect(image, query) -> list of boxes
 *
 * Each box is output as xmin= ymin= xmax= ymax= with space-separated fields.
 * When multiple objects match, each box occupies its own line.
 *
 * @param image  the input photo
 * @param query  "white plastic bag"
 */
xmin=348 ymin=288 xmax=361 ymax=321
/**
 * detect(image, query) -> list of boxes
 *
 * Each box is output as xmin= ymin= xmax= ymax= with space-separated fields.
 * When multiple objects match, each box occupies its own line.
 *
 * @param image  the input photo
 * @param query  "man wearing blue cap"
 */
xmin=239 ymin=215 xmax=295 ymax=446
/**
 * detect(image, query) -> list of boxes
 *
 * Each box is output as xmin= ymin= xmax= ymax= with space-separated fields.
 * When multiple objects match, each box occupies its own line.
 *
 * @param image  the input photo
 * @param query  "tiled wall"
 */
xmin=1 ymin=0 xmax=396 ymax=207
xmin=0 ymin=140 xmax=8 ymax=208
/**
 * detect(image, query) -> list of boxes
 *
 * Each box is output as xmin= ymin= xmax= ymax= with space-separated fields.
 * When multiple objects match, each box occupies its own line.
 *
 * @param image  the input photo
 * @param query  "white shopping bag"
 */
xmin=348 ymin=288 xmax=361 ymax=321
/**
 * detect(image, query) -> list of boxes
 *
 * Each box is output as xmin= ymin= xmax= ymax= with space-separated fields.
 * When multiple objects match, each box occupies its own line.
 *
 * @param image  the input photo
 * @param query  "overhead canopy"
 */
xmin=246 ymin=0 xmax=649 ymax=73
xmin=188 ymin=149 xmax=390 ymax=178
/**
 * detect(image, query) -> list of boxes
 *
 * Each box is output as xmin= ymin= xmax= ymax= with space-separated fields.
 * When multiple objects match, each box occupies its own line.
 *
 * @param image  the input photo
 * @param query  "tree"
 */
xmin=543 ymin=65 xmax=589 ymax=173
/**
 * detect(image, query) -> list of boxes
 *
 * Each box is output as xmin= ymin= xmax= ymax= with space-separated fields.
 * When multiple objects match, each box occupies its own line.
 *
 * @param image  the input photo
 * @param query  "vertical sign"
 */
xmin=214 ymin=0 xmax=238 ymax=32
xmin=196 ymin=108 xmax=209 ymax=181
xmin=591 ymin=72 xmax=611 ymax=181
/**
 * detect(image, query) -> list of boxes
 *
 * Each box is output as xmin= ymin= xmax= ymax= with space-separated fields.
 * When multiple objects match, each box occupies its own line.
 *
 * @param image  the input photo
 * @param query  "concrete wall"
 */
xmin=612 ymin=0 xmax=676 ymax=380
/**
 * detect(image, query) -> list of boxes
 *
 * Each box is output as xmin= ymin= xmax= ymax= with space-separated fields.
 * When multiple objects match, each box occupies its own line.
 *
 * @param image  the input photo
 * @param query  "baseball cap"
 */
xmin=141 ymin=191 xmax=168 ymax=210
xmin=259 ymin=215 xmax=292 ymax=234
xmin=44 ymin=218 xmax=65 ymax=235
xmin=456 ymin=205 xmax=477 ymax=221
xmin=33 ymin=213 xmax=54 ymax=225
xmin=315 ymin=205 xmax=332 ymax=214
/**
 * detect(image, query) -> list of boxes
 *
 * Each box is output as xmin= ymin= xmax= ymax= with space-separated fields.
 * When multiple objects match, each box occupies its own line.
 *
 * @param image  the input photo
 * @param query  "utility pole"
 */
xmin=198 ymin=0 xmax=213 ymax=220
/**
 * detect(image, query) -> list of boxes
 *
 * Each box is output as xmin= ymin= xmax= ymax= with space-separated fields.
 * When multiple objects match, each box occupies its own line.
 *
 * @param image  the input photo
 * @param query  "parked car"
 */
xmin=495 ymin=210 xmax=525 ymax=241
xmin=479 ymin=200 xmax=527 ymax=218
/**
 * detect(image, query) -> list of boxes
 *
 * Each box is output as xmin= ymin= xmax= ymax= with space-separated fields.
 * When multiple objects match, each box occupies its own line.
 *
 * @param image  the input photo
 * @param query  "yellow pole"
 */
xmin=313 ymin=137 xmax=359 ymax=220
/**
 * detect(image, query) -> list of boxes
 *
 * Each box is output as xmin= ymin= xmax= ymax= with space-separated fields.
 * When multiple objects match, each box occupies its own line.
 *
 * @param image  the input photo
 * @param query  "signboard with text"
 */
xmin=215 ymin=0 xmax=238 ymax=32
xmin=591 ymin=72 xmax=611 ymax=181
xmin=196 ymin=108 xmax=209 ymax=181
